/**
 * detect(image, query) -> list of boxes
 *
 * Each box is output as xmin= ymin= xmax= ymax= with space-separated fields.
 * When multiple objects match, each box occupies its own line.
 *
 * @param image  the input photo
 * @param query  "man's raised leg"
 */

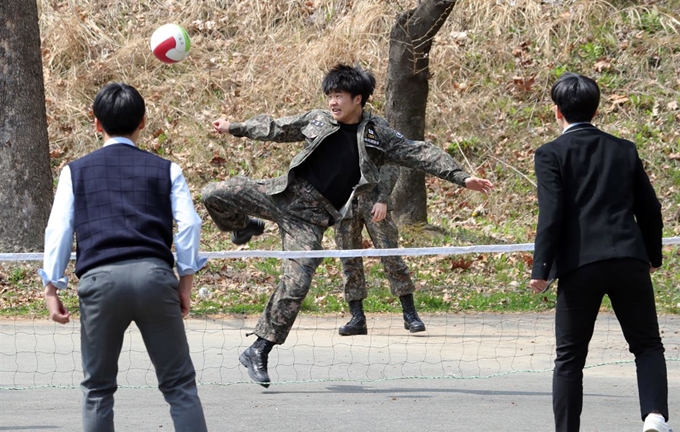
xmin=201 ymin=176 xmax=277 ymax=243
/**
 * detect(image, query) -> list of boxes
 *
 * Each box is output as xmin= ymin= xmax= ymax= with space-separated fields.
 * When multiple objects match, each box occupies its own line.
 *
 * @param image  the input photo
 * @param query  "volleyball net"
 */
xmin=2 ymin=239 xmax=679 ymax=390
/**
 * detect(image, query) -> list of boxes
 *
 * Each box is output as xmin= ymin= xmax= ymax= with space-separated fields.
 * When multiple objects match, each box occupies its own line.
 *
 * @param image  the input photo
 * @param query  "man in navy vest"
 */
xmin=40 ymin=83 xmax=208 ymax=432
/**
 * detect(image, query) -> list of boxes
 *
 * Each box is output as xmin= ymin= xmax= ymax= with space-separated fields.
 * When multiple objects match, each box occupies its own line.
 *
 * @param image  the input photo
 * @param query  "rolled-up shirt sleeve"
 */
xmin=38 ymin=166 xmax=75 ymax=289
xmin=170 ymin=163 xmax=207 ymax=276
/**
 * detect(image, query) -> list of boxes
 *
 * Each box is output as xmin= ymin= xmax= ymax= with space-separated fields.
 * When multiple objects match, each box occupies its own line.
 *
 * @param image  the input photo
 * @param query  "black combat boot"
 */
xmin=239 ymin=337 xmax=274 ymax=387
xmin=231 ymin=218 xmax=265 ymax=245
xmin=400 ymin=294 xmax=426 ymax=333
xmin=338 ymin=300 xmax=367 ymax=336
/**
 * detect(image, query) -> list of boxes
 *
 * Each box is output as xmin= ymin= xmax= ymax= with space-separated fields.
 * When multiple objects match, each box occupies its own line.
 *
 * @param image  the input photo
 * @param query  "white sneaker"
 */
xmin=644 ymin=413 xmax=674 ymax=432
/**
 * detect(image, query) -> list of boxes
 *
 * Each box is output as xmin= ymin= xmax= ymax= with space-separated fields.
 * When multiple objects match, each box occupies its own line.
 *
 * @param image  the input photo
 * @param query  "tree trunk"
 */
xmin=0 ymin=2 xmax=53 ymax=252
xmin=385 ymin=0 xmax=457 ymax=226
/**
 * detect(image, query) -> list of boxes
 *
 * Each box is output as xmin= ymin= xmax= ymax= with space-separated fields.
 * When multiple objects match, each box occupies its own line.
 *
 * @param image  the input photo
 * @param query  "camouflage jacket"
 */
xmin=228 ymin=109 xmax=470 ymax=218
xmin=364 ymin=164 xmax=399 ymax=210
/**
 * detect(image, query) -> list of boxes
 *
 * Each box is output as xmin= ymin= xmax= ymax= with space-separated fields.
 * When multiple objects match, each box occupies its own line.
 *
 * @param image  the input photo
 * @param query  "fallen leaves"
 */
xmin=593 ymin=58 xmax=611 ymax=72
xmin=510 ymin=75 xmax=536 ymax=93
xmin=209 ymin=153 xmax=227 ymax=166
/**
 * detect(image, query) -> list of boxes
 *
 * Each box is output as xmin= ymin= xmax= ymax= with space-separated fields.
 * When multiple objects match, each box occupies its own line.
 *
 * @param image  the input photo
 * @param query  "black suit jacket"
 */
xmin=531 ymin=123 xmax=663 ymax=280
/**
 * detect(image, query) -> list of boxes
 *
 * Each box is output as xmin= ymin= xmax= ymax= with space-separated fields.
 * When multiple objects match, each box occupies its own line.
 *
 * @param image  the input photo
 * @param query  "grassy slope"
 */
xmin=2 ymin=0 xmax=679 ymax=317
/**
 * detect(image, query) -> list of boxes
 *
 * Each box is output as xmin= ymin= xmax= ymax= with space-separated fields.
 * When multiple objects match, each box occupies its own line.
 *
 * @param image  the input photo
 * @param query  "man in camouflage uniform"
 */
xmin=204 ymin=64 xmax=493 ymax=387
xmin=334 ymin=164 xmax=425 ymax=336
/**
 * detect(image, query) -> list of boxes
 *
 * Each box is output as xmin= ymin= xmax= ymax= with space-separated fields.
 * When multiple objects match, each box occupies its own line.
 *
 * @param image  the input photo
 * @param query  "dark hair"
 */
xmin=321 ymin=64 xmax=376 ymax=107
xmin=550 ymin=72 xmax=600 ymax=123
xmin=92 ymin=83 xmax=145 ymax=136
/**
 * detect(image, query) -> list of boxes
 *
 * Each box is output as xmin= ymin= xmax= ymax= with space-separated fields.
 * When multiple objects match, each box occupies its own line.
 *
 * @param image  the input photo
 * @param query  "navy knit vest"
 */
xmin=69 ymin=144 xmax=174 ymax=277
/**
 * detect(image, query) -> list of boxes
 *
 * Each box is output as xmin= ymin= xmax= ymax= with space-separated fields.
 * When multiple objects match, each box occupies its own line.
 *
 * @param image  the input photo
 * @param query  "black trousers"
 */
xmin=553 ymin=258 xmax=668 ymax=432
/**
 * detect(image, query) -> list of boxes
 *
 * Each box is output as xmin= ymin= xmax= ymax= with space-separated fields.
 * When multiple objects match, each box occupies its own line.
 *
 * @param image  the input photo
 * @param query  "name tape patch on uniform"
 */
xmin=365 ymin=127 xmax=381 ymax=147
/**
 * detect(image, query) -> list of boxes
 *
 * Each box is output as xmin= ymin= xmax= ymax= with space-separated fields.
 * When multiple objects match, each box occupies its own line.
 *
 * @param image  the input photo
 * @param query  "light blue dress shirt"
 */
xmin=38 ymin=138 xmax=207 ymax=288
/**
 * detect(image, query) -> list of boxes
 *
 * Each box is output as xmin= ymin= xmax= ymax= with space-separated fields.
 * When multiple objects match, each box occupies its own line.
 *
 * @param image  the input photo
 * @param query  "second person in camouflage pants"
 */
xmin=334 ymin=164 xmax=425 ymax=335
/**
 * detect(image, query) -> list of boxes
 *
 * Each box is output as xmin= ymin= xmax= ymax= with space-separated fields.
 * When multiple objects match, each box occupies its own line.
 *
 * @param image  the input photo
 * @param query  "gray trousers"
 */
xmin=77 ymin=258 xmax=207 ymax=432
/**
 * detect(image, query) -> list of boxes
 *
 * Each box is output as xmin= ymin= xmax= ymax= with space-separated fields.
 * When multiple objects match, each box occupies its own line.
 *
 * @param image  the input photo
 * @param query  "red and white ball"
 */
xmin=150 ymin=23 xmax=191 ymax=64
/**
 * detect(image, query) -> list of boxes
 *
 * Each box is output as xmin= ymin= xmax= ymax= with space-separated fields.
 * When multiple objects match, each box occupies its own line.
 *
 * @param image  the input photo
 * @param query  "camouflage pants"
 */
xmin=202 ymin=175 xmax=340 ymax=345
xmin=334 ymin=197 xmax=415 ymax=302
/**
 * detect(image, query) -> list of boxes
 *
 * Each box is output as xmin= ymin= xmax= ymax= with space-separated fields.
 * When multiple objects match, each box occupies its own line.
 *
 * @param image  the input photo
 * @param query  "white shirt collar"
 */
xmin=103 ymin=137 xmax=136 ymax=147
xmin=561 ymin=122 xmax=590 ymax=134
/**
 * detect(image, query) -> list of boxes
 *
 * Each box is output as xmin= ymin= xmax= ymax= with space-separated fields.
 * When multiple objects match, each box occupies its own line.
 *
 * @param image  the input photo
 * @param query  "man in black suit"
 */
xmin=530 ymin=72 xmax=672 ymax=432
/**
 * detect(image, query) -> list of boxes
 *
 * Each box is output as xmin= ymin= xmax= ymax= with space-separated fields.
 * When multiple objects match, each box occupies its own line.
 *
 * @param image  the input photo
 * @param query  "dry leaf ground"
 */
xmin=3 ymin=0 xmax=679 ymax=317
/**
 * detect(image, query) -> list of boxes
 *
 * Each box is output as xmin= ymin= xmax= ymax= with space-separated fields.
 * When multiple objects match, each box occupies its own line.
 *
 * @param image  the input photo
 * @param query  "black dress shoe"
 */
xmin=239 ymin=345 xmax=271 ymax=388
xmin=231 ymin=218 xmax=265 ymax=245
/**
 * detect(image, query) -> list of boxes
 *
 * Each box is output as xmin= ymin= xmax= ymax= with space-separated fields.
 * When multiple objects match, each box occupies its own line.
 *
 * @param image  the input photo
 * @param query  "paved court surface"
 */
xmin=1 ymin=313 xmax=679 ymax=431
